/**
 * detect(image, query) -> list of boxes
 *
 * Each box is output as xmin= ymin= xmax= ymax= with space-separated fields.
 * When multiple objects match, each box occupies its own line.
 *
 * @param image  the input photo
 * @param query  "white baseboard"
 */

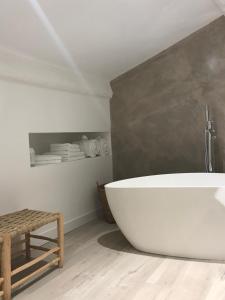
xmin=64 ymin=209 xmax=101 ymax=233
xmin=33 ymin=209 xmax=101 ymax=246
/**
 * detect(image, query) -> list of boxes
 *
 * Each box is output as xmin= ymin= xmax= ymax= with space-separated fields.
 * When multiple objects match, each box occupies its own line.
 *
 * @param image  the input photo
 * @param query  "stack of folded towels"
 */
xmin=45 ymin=143 xmax=86 ymax=162
xmin=34 ymin=154 xmax=62 ymax=166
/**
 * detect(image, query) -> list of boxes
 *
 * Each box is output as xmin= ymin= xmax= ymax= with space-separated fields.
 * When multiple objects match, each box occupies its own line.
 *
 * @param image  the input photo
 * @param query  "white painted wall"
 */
xmin=0 ymin=50 xmax=113 ymax=236
xmin=214 ymin=0 xmax=225 ymax=14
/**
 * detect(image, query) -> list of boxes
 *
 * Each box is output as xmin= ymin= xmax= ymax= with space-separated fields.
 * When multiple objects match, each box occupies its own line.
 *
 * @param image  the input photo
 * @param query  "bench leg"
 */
xmin=57 ymin=214 xmax=64 ymax=268
xmin=25 ymin=232 xmax=31 ymax=260
xmin=1 ymin=234 xmax=11 ymax=300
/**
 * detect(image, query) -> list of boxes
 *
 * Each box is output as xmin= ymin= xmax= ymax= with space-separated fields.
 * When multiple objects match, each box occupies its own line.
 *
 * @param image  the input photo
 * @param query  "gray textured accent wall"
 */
xmin=110 ymin=17 xmax=225 ymax=180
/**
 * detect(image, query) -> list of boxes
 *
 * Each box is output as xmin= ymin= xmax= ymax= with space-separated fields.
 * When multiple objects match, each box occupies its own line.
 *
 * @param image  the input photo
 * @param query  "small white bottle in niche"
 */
xmin=79 ymin=135 xmax=98 ymax=158
xmin=96 ymin=136 xmax=109 ymax=156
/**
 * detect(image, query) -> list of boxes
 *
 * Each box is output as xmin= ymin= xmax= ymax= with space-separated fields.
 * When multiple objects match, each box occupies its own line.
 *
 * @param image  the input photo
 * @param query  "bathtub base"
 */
xmin=106 ymin=174 xmax=225 ymax=261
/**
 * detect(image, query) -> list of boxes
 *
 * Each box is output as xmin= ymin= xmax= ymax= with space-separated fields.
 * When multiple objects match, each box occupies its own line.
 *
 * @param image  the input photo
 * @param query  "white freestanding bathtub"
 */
xmin=105 ymin=173 xmax=225 ymax=260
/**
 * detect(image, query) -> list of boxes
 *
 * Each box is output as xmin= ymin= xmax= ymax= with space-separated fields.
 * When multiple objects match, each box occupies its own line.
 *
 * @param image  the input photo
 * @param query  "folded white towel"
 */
xmin=35 ymin=160 xmax=62 ymax=165
xmin=62 ymin=155 xmax=86 ymax=162
xmin=45 ymin=151 xmax=85 ymax=158
xmin=51 ymin=143 xmax=73 ymax=147
xmin=50 ymin=143 xmax=80 ymax=151
xmin=48 ymin=149 xmax=82 ymax=155
xmin=51 ymin=145 xmax=80 ymax=149
xmin=35 ymin=155 xmax=62 ymax=162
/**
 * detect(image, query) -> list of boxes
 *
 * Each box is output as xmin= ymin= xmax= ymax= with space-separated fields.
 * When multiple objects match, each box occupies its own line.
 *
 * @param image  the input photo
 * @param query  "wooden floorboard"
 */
xmin=14 ymin=219 xmax=225 ymax=300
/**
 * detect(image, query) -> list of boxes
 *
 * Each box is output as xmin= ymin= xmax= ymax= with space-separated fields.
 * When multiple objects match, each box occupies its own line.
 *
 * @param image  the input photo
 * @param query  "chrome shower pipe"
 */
xmin=205 ymin=105 xmax=216 ymax=173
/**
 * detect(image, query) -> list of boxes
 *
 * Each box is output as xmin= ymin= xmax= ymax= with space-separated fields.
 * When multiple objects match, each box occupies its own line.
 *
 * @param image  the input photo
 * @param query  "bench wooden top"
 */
xmin=0 ymin=209 xmax=60 ymax=241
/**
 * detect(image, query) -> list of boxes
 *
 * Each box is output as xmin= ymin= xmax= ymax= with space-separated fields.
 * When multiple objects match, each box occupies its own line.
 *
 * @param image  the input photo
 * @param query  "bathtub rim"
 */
xmin=105 ymin=173 xmax=225 ymax=189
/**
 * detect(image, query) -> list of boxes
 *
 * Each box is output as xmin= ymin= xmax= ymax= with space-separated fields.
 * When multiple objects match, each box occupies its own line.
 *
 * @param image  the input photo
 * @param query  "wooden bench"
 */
xmin=0 ymin=209 xmax=64 ymax=300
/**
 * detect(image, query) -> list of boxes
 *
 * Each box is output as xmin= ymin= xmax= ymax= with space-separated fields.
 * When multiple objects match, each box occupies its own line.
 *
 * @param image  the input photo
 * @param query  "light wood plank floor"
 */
xmin=14 ymin=220 xmax=225 ymax=300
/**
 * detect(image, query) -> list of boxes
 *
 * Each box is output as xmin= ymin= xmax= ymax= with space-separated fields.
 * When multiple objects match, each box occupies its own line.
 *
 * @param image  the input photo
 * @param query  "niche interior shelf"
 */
xmin=29 ymin=131 xmax=111 ymax=168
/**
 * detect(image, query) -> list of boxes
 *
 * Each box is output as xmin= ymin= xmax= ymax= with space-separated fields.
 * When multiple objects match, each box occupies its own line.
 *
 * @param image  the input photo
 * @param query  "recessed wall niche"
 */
xmin=29 ymin=132 xmax=111 ymax=167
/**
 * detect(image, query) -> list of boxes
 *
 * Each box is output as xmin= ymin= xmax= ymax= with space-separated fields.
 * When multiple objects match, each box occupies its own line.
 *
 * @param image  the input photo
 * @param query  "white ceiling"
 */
xmin=0 ymin=0 xmax=222 ymax=80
